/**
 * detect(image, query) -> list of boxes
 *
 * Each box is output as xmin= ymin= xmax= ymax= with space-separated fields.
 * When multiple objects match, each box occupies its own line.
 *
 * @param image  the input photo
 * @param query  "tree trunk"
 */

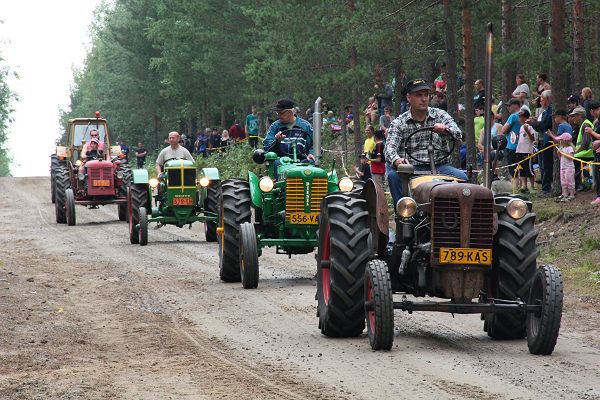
xmin=462 ymin=0 xmax=476 ymax=169
xmin=348 ymin=0 xmax=362 ymax=165
xmin=551 ymin=0 xmax=568 ymax=194
xmin=572 ymin=0 xmax=585 ymax=94
xmin=393 ymin=57 xmax=404 ymax=117
xmin=442 ymin=0 xmax=460 ymax=167
xmin=501 ymin=0 xmax=515 ymax=118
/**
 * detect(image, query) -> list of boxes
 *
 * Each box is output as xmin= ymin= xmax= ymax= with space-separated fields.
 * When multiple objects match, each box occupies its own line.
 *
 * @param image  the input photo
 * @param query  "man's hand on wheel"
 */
xmin=433 ymin=123 xmax=449 ymax=134
xmin=275 ymin=131 xmax=285 ymax=141
xmin=306 ymin=154 xmax=315 ymax=161
xmin=394 ymin=158 xmax=409 ymax=168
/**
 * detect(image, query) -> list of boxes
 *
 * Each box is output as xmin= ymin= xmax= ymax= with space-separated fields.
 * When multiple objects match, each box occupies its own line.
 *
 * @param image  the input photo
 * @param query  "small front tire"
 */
xmin=365 ymin=260 xmax=394 ymax=350
xmin=65 ymin=188 xmax=76 ymax=226
xmin=240 ymin=222 xmax=259 ymax=289
xmin=138 ymin=207 xmax=148 ymax=246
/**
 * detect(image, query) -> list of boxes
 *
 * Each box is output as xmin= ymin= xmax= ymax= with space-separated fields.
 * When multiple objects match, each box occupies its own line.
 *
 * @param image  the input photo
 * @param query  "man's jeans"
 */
xmin=386 ymin=163 xmax=468 ymax=207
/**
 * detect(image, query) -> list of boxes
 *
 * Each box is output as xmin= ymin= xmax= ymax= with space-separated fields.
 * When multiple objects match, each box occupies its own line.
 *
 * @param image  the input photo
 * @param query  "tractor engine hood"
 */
xmin=85 ymin=159 xmax=112 ymax=168
xmin=412 ymin=180 xmax=492 ymax=205
xmin=281 ymin=164 xmax=328 ymax=180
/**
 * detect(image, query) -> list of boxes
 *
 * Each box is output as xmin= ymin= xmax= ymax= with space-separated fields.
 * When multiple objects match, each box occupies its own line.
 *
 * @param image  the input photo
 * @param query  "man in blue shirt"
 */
xmin=263 ymin=98 xmax=315 ymax=162
xmin=501 ymin=99 xmax=522 ymax=191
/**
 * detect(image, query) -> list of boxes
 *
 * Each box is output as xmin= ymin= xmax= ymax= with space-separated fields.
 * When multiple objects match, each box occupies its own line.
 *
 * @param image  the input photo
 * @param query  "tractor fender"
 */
xmin=327 ymin=169 xmax=339 ymax=192
xmin=248 ymin=171 xmax=261 ymax=209
xmin=361 ymin=179 xmax=389 ymax=255
xmin=132 ymin=169 xmax=149 ymax=184
xmin=201 ymin=167 xmax=220 ymax=180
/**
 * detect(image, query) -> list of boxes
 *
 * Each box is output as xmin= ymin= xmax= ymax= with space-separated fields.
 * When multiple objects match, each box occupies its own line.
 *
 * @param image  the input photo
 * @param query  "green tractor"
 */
xmin=217 ymin=97 xmax=355 ymax=288
xmin=127 ymin=160 xmax=221 ymax=245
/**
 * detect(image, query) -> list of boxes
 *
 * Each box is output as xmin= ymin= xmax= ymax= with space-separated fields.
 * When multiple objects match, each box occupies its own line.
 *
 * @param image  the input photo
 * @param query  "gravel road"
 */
xmin=1 ymin=176 xmax=599 ymax=399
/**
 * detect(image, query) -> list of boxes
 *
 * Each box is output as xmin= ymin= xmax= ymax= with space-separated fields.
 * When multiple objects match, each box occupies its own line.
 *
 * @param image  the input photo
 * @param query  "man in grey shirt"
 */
xmin=155 ymin=131 xmax=195 ymax=175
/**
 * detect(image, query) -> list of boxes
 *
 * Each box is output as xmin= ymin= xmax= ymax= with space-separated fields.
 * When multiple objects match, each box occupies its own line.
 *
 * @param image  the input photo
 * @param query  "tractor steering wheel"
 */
xmin=404 ymin=125 xmax=457 ymax=165
xmin=276 ymin=128 xmax=310 ymax=161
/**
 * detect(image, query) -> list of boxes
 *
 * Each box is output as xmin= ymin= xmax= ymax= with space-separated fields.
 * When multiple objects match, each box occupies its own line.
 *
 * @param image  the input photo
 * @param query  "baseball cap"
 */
xmin=273 ymin=98 xmax=295 ymax=111
xmin=359 ymin=153 xmax=368 ymax=159
xmin=568 ymin=94 xmax=580 ymax=104
xmin=405 ymin=79 xmax=430 ymax=93
xmin=553 ymin=109 xmax=568 ymax=117
xmin=554 ymin=132 xmax=572 ymax=142
xmin=518 ymin=109 xmax=530 ymax=118
xmin=569 ymin=106 xmax=586 ymax=116
xmin=588 ymin=100 xmax=600 ymax=110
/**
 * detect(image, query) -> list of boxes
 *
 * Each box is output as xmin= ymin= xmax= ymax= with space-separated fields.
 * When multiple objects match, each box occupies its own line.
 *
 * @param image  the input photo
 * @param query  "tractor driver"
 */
xmin=155 ymin=131 xmax=195 ymax=175
xmin=263 ymin=98 xmax=315 ymax=163
xmin=81 ymin=129 xmax=106 ymax=161
xmin=79 ymin=138 xmax=103 ymax=177
xmin=384 ymin=79 xmax=467 ymax=208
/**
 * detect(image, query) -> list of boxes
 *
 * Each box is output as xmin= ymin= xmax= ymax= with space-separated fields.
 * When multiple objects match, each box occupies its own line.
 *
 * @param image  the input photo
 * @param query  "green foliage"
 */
xmin=0 ymin=52 xmax=15 ymax=176
xmin=195 ymin=142 xmax=262 ymax=180
xmin=581 ymin=237 xmax=600 ymax=252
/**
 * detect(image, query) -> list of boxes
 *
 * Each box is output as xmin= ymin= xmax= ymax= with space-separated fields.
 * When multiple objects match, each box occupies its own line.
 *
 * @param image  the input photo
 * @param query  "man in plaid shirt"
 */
xmin=385 ymin=79 xmax=467 ymax=208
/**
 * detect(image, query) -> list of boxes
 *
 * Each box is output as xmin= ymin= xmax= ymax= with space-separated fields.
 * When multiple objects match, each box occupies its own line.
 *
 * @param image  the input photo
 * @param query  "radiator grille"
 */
xmin=286 ymin=177 xmax=328 ymax=216
xmin=168 ymin=168 xmax=196 ymax=187
xmin=432 ymin=197 xmax=461 ymax=260
xmin=89 ymin=167 xmax=113 ymax=181
xmin=470 ymin=198 xmax=494 ymax=249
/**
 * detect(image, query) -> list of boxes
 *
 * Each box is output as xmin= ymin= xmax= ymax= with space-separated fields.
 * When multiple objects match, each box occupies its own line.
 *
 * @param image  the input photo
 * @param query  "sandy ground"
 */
xmin=0 ymin=176 xmax=599 ymax=400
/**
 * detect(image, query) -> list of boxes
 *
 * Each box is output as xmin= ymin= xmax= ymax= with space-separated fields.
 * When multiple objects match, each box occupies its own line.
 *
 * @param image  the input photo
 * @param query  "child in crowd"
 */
xmin=354 ymin=153 xmax=372 ymax=181
xmin=552 ymin=132 xmax=576 ymax=201
xmin=369 ymin=130 xmax=386 ymax=188
xmin=515 ymin=109 xmax=537 ymax=193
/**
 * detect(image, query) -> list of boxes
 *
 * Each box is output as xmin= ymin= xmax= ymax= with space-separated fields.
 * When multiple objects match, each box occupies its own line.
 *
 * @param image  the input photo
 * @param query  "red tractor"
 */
xmin=51 ymin=112 xmax=131 ymax=225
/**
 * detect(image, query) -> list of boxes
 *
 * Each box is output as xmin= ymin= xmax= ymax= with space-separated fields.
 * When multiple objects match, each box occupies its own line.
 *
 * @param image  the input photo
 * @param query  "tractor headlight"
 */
xmin=506 ymin=198 xmax=527 ymax=220
xmin=116 ymin=171 xmax=124 ymax=180
xmin=199 ymin=177 xmax=210 ymax=187
xmin=396 ymin=197 xmax=417 ymax=218
xmin=75 ymin=160 xmax=83 ymax=167
xmin=259 ymin=176 xmax=274 ymax=192
xmin=338 ymin=177 xmax=354 ymax=192
xmin=149 ymin=178 xmax=159 ymax=188
xmin=77 ymin=172 xmax=85 ymax=181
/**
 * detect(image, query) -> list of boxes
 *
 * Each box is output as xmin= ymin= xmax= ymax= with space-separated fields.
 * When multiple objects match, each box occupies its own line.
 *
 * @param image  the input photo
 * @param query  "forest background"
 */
xmin=42 ymin=0 xmax=600 ymax=173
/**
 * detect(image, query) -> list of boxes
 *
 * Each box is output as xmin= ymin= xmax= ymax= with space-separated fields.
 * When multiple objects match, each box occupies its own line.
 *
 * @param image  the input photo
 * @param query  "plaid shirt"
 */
xmin=384 ymin=107 xmax=462 ymax=166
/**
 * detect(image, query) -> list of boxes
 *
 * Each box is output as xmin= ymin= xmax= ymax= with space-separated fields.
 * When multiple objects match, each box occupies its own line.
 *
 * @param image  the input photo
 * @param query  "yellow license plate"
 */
xmin=288 ymin=212 xmax=319 ymax=225
xmin=173 ymin=197 xmax=193 ymax=206
xmin=439 ymin=248 xmax=492 ymax=265
xmin=92 ymin=179 xmax=110 ymax=187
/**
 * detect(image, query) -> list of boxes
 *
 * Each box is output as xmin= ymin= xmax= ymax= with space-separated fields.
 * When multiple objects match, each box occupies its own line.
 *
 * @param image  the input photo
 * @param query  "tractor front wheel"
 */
xmin=240 ymin=222 xmax=259 ymax=289
xmin=204 ymin=181 xmax=220 ymax=242
xmin=118 ymin=204 xmax=127 ymax=221
xmin=316 ymin=193 xmax=371 ymax=337
xmin=138 ymin=206 xmax=148 ymax=246
xmin=128 ymin=184 xmax=148 ymax=244
xmin=65 ymin=188 xmax=76 ymax=226
xmin=218 ymin=179 xmax=251 ymax=282
xmin=526 ymin=265 xmax=563 ymax=355
xmin=365 ymin=260 xmax=394 ymax=350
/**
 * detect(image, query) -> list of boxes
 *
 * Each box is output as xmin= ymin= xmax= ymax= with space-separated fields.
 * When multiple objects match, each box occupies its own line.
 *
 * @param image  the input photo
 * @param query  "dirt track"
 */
xmin=1 ymin=176 xmax=599 ymax=399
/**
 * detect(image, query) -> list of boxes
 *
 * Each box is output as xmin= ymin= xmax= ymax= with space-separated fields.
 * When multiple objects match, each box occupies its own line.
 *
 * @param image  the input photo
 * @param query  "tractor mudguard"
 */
xmin=327 ymin=169 xmax=339 ymax=192
xmin=132 ymin=169 xmax=149 ymax=184
xmin=361 ymin=179 xmax=389 ymax=256
xmin=200 ymin=167 xmax=220 ymax=180
xmin=248 ymin=171 xmax=261 ymax=209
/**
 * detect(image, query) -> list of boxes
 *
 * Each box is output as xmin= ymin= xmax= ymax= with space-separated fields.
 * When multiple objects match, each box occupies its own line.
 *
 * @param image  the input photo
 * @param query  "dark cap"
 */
xmin=568 ymin=94 xmax=580 ymax=104
xmin=273 ymin=98 xmax=295 ymax=111
xmin=553 ymin=109 xmax=568 ymax=117
xmin=589 ymin=100 xmax=600 ymax=110
xmin=405 ymin=79 xmax=430 ymax=93
xmin=508 ymin=98 xmax=521 ymax=107
xmin=518 ymin=109 xmax=530 ymax=118
xmin=359 ymin=152 xmax=368 ymax=158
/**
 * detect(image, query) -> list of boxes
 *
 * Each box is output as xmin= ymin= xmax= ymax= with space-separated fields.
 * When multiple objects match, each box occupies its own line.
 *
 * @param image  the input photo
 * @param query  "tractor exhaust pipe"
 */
xmin=483 ymin=23 xmax=493 ymax=189
xmin=313 ymin=97 xmax=323 ymax=166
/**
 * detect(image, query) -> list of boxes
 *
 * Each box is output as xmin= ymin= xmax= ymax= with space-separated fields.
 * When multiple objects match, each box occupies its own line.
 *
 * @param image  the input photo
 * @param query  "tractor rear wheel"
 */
xmin=54 ymin=164 xmax=70 ymax=224
xmin=50 ymin=154 xmax=58 ymax=204
xmin=138 ymin=206 xmax=148 ymax=246
xmin=526 ymin=265 xmax=563 ymax=355
xmin=240 ymin=222 xmax=259 ymax=289
xmin=218 ymin=179 xmax=251 ymax=282
xmin=128 ymin=184 xmax=149 ymax=245
xmin=485 ymin=196 xmax=538 ymax=339
xmin=65 ymin=188 xmax=76 ymax=226
xmin=204 ymin=181 xmax=220 ymax=242
xmin=317 ymin=192 xmax=371 ymax=337
xmin=365 ymin=260 xmax=394 ymax=350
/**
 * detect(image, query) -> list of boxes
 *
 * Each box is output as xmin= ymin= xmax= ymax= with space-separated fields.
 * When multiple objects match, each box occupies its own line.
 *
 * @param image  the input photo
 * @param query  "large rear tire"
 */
xmin=138 ymin=206 xmax=148 ymax=246
xmin=128 ymin=184 xmax=149 ymax=245
xmin=365 ymin=260 xmax=394 ymax=350
xmin=317 ymin=192 xmax=371 ymax=337
xmin=54 ymin=164 xmax=70 ymax=224
xmin=485 ymin=196 xmax=538 ymax=339
xmin=65 ymin=188 xmax=76 ymax=226
xmin=204 ymin=181 xmax=220 ymax=242
xmin=526 ymin=265 xmax=563 ymax=355
xmin=218 ymin=179 xmax=251 ymax=282
xmin=50 ymin=154 xmax=58 ymax=204
xmin=240 ymin=222 xmax=259 ymax=289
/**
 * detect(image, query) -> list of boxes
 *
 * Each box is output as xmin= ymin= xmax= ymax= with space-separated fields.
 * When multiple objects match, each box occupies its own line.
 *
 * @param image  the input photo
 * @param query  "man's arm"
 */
xmin=384 ymin=121 xmax=404 ymax=167
xmin=155 ymin=149 xmax=164 ymax=175
xmin=262 ymin=122 xmax=280 ymax=153
xmin=438 ymin=109 xmax=462 ymax=140
xmin=529 ymin=107 xmax=552 ymax=132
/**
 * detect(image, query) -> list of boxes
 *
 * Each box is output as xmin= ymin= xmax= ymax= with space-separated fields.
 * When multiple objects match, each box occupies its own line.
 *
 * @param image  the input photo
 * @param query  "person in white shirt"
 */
xmin=155 ymin=131 xmax=195 ymax=175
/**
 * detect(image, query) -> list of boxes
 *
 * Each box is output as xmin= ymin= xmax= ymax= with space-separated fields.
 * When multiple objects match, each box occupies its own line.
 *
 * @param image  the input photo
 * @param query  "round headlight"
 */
xmin=77 ymin=172 xmax=85 ymax=181
xmin=338 ymin=177 xmax=354 ymax=192
xmin=259 ymin=176 xmax=274 ymax=192
xmin=116 ymin=171 xmax=124 ymax=179
xmin=506 ymin=198 xmax=527 ymax=220
xmin=75 ymin=160 xmax=83 ymax=167
xmin=199 ymin=177 xmax=210 ymax=187
xmin=396 ymin=197 xmax=417 ymax=218
xmin=149 ymin=178 xmax=159 ymax=188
